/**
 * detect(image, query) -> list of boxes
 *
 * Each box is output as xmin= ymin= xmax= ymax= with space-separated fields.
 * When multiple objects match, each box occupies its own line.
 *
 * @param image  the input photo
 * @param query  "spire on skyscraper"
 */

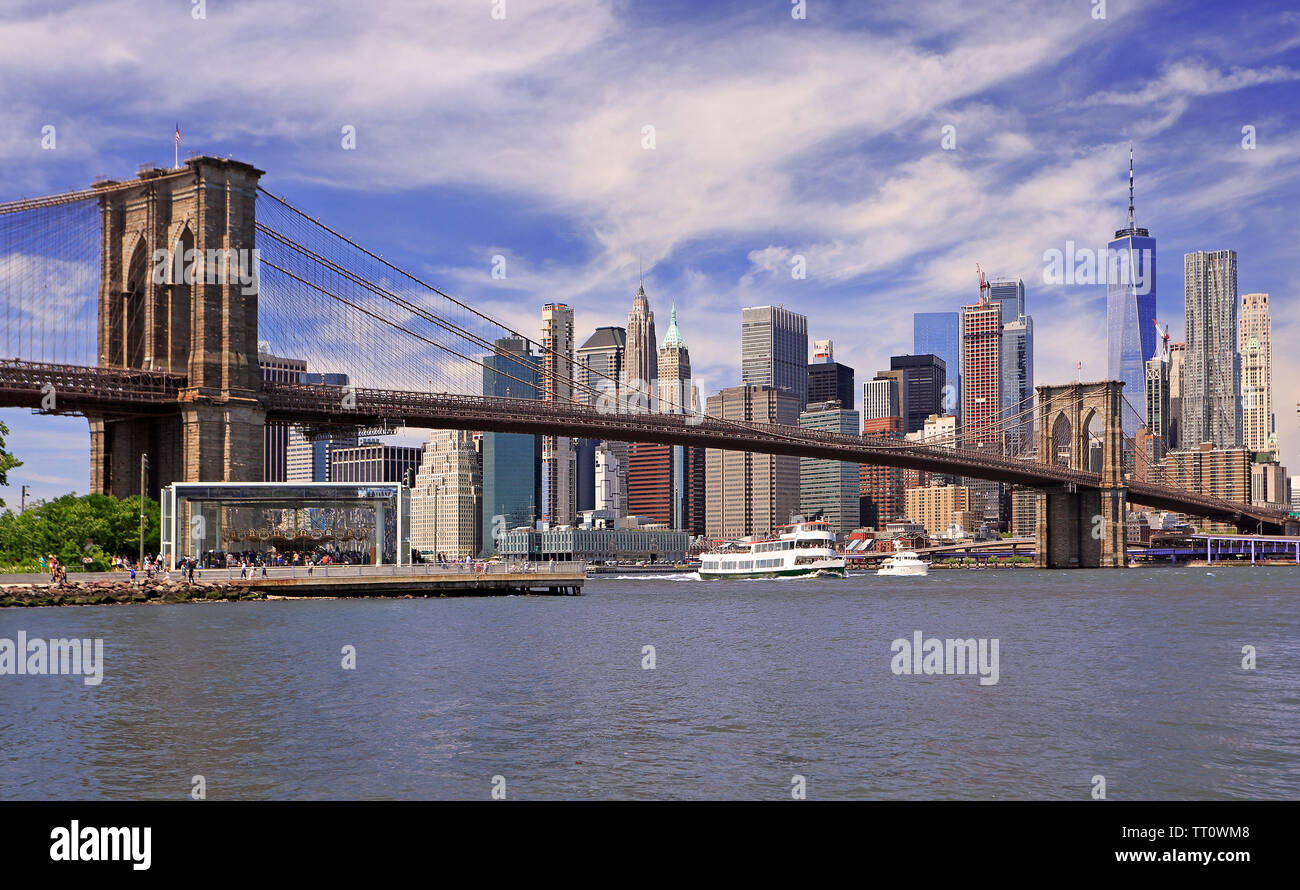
xmin=662 ymin=305 xmax=684 ymax=349
xmin=1128 ymin=142 xmax=1136 ymax=231
xmin=1115 ymin=143 xmax=1149 ymax=239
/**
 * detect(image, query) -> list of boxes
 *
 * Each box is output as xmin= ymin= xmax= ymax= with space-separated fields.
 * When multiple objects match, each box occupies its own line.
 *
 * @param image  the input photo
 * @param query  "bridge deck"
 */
xmin=0 ymin=359 xmax=1286 ymax=530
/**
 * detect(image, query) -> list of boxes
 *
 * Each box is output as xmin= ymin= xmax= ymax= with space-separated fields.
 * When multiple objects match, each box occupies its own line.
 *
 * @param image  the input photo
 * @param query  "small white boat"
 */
xmin=877 ymin=541 xmax=929 ymax=576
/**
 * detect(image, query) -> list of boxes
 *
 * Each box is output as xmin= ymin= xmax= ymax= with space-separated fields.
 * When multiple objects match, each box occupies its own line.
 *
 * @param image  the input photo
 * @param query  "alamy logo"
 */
xmin=49 ymin=821 xmax=150 ymax=870
xmin=0 ymin=631 xmax=103 ymax=686
xmin=594 ymin=377 xmax=705 ymax=426
xmin=151 ymin=241 xmax=260 ymax=295
xmin=1042 ymin=241 xmax=1152 ymax=295
xmin=890 ymin=630 xmax=999 ymax=685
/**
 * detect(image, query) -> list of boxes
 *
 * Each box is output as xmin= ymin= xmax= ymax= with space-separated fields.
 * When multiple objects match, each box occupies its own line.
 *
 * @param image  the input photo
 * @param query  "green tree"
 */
xmin=0 ymin=492 xmax=160 ymax=571
xmin=0 ymin=420 xmax=23 ymax=509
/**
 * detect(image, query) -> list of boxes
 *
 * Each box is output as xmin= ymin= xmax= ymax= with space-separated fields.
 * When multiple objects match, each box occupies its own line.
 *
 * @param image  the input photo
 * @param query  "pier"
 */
xmin=0 ymin=561 xmax=586 ymax=606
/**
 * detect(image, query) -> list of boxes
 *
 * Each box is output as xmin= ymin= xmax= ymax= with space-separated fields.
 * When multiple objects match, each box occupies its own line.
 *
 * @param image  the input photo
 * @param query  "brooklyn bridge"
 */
xmin=0 ymin=157 xmax=1288 ymax=567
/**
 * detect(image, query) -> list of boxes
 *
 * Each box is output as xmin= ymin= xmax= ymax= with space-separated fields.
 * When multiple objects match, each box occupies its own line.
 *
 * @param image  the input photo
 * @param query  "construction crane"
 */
xmin=975 ymin=263 xmax=989 ymax=304
xmin=1152 ymin=318 xmax=1170 ymax=360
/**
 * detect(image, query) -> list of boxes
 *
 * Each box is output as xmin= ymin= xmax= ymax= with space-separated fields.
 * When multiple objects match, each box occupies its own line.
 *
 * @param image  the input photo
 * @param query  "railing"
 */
xmin=0 ymin=359 xmax=187 ymax=407
xmin=261 ymin=382 xmax=1099 ymax=485
xmin=200 ymin=560 xmax=587 ymax=580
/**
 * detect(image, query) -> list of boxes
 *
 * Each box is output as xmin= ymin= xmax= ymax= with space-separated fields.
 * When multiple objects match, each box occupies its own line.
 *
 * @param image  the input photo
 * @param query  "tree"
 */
xmin=0 ymin=493 xmax=160 ymax=571
xmin=0 ymin=420 xmax=22 ymax=508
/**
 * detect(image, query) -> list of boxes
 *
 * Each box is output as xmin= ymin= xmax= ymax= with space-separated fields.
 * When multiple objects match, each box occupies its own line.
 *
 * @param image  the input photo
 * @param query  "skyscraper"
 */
xmin=574 ymin=437 xmax=598 ymax=513
xmin=576 ymin=326 xmax=626 ymax=407
xmin=1168 ymin=340 xmax=1186 ymax=449
xmin=1144 ymin=355 xmax=1171 ymax=461
xmin=986 ymin=278 xmax=1024 ymax=329
xmin=1239 ymin=292 xmax=1275 ymax=455
xmin=258 ymin=350 xmax=307 ymax=482
xmin=959 ymin=288 xmax=1002 ymax=450
xmin=705 ymin=385 xmax=801 ymax=539
xmin=1106 ymin=147 xmax=1158 ymax=431
xmin=625 ymin=283 xmax=657 ymax=399
xmin=576 ymin=325 xmax=629 ymax=506
xmin=741 ymin=306 xmax=808 ymax=410
xmin=656 ymin=307 xmax=693 ymax=414
xmin=627 ymin=442 xmax=673 ymax=524
xmin=799 ymin=400 xmax=861 ymax=534
xmin=913 ymin=312 xmax=960 ymax=417
xmin=411 ymin=429 xmax=481 ymax=560
xmin=593 ymin=443 xmax=624 ymax=515
xmin=286 ymin=427 xmax=357 ymax=482
xmin=329 ymin=442 xmax=423 ymax=483
xmin=657 ymin=306 xmax=703 ymax=530
xmin=1182 ymin=250 xmax=1241 ymax=448
xmin=862 ymin=376 xmax=900 ymax=421
xmin=859 ymin=415 xmax=905 ymax=529
xmin=481 ymin=336 xmax=541 ymax=554
xmin=999 ymin=313 xmax=1034 ymax=456
xmin=889 ymin=354 xmax=946 ymax=434
xmin=623 ymin=286 xmax=671 ymax=525
xmin=984 ymin=277 xmax=1034 ymax=455
xmin=808 ymin=340 xmax=855 ymax=410
xmin=541 ymin=303 xmax=577 ymax=526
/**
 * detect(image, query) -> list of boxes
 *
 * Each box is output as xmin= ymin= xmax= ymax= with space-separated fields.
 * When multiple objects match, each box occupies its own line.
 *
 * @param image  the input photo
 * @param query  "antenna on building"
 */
xmin=1128 ymin=142 xmax=1136 ymax=231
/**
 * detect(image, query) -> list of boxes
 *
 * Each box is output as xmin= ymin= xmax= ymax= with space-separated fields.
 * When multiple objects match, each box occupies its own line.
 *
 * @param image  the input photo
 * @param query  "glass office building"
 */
xmin=1107 ymin=151 xmax=1157 ymax=434
xmin=481 ymin=336 xmax=542 ymax=555
xmin=913 ymin=312 xmax=959 ymax=417
xmin=1107 ymin=229 xmax=1157 ymax=432
xmin=741 ymin=306 xmax=809 ymax=410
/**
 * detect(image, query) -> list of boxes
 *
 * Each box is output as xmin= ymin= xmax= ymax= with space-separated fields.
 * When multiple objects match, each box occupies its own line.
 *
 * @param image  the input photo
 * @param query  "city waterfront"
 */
xmin=2 ymin=567 xmax=1296 ymax=800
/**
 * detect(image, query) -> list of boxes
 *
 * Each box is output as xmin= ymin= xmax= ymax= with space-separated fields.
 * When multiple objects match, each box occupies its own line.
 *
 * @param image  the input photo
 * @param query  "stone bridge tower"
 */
xmin=1033 ymin=380 xmax=1127 ymax=568
xmin=88 ymin=157 xmax=266 ymax=498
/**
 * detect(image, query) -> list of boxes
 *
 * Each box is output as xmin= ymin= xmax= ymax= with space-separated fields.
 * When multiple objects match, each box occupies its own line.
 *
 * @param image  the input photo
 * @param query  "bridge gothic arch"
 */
xmin=1033 ymin=380 xmax=1127 ymax=568
xmin=119 ymin=235 xmax=148 ymax=369
xmin=89 ymin=157 xmax=266 ymax=500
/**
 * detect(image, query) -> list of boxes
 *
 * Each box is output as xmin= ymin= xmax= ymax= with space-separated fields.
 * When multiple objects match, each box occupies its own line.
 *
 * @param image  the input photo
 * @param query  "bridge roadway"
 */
xmin=0 ymin=360 xmax=1287 ymax=530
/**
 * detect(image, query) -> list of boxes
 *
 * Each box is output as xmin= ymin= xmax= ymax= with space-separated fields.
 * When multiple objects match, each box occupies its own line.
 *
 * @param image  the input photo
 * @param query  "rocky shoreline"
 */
xmin=0 ymin=578 xmax=264 ymax=608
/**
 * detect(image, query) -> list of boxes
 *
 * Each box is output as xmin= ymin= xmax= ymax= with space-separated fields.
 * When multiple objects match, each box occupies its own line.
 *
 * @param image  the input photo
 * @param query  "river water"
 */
xmin=2 ymin=567 xmax=1297 ymax=800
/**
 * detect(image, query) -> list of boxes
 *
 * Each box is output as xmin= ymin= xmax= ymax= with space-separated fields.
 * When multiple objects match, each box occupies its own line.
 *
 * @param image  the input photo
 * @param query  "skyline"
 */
xmin=2 ymin=0 xmax=1299 ymax=504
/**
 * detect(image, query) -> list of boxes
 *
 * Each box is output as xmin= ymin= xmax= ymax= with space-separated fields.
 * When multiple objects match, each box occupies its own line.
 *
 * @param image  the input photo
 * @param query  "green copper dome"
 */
xmin=662 ymin=306 xmax=684 ymax=349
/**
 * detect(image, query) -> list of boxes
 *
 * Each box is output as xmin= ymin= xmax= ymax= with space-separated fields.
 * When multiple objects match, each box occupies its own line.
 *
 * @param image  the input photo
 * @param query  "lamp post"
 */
xmin=138 ymin=453 xmax=149 ymax=571
xmin=430 ymin=482 xmax=441 ymax=561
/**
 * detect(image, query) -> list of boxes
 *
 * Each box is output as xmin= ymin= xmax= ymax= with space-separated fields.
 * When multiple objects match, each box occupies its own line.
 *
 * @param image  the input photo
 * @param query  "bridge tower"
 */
xmin=1033 ymin=380 xmax=1127 ymax=568
xmin=88 ymin=157 xmax=266 ymax=498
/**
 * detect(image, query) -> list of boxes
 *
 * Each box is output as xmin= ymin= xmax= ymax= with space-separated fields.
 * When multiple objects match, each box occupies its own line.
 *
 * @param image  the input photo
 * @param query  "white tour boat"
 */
xmin=698 ymin=520 xmax=846 ymax=580
xmin=876 ymin=539 xmax=929 ymax=576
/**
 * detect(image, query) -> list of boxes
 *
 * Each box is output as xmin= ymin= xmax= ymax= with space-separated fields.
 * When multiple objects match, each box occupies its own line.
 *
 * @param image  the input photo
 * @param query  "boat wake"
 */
xmin=601 ymin=572 xmax=701 ymax=581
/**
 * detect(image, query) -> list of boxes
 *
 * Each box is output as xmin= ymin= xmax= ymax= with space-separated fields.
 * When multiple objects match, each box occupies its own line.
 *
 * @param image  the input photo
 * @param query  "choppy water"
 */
xmin=2 ymin=567 xmax=1297 ymax=799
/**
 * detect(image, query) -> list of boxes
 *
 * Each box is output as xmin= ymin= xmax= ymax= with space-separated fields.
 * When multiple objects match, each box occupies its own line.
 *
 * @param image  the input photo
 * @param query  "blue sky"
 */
xmin=1 ymin=0 xmax=1298 ymax=504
